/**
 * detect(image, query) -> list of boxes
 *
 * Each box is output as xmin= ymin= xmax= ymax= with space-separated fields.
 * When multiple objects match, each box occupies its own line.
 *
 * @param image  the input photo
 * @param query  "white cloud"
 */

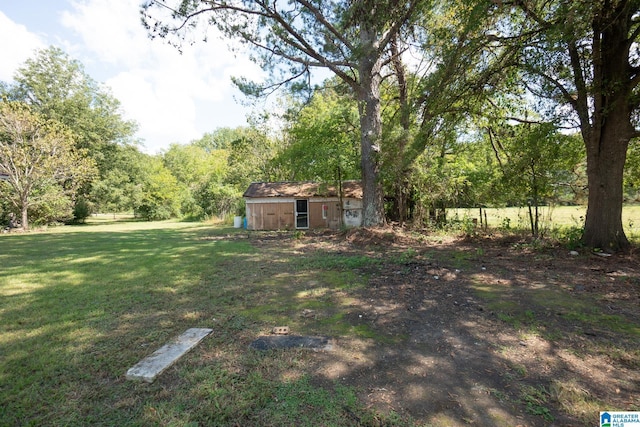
xmin=106 ymin=70 xmax=201 ymax=152
xmin=0 ymin=11 xmax=45 ymax=82
xmin=60 ymin=0 xmax=264 ymax=152
xmin=1 ymin=1 xmax=264 ymax=153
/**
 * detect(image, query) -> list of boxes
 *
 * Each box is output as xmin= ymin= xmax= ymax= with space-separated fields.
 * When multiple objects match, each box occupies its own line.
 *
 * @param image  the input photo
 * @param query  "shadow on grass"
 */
xmin=217 ymin=232 xmax=639 ymax=426
xmin=1 ymin=226 xmax=638 ymax=426
xmin=297 ymin=236 xmax=640 ymax=426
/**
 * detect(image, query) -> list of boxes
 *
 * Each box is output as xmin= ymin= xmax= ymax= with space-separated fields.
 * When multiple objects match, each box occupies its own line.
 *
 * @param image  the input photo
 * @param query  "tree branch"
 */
xmin=378 ymin=0 xmax=421 ymax=56
xmin=296 ymin=0 xmax=354 ymax=51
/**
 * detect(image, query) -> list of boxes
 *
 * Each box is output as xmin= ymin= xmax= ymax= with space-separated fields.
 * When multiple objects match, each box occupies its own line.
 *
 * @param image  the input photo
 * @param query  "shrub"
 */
xmin=73 ymin=197 xmax=92 ymax=223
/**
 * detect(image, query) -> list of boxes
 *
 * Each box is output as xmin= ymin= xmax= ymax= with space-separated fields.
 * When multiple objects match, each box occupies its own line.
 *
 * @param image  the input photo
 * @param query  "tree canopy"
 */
xmin=141 ymin=0 xmax=439 ymax=226
xmin=490 ymin=0 xmax=640 ymax=249
xmin=277 ymin=86 xmax=360 ymax=183
xmin=0 ymin=101 xmax=96 ymax=229
xmin=1 ymin=6 xmax=639 ymax=251
xmin=6 ymin=47 xmax=137 ymax=168
xmin=1 ymin=47 xmax=140 ymax=224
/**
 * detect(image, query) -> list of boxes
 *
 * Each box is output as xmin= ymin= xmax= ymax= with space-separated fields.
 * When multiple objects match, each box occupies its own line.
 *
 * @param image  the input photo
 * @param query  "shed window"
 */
xmin=322 ymin=204 xmax=328 ymax=219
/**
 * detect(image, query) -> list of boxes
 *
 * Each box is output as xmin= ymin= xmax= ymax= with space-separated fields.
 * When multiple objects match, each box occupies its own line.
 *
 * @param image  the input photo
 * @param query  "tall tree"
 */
xmin=224 ymin=126 xmax=285 ymax=188
xmin=3 ymin=47 xmax=137 ymax=180
xmin=141 ymin=0 xmax=431 ymax=226
xmin=494 ymin=0 xmax=640 ymax=250
xmin=279 ymin=86 xmax=360 ymax=183
xmin=0 ymin=101 xmax=96 ymax=229
xmin=133 ymin=155 xmax=182 ymax=220
xmin=89 ymin=144 xmax=149 ymax=215
xmin=163 ymin=142 xmax=227 ymax=185
xmin=162 ymin=142 xmax=229 ymax=217
xmin=379 ymin=0 xmax=517 ymax=222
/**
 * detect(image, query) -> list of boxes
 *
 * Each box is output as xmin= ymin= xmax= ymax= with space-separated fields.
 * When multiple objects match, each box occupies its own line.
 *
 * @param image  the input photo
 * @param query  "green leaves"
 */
xmin=280 ymin=87 xmax=360 ymax=182
xmin=492 ymin=122 xmax=584 ymax=207
xmin=1 ymin=46 xmax=138 ymax=225
xmin=0 ymin=101 xmax=97 ymax=228
xmin=6 ymin=47 xmax=137 ymax=173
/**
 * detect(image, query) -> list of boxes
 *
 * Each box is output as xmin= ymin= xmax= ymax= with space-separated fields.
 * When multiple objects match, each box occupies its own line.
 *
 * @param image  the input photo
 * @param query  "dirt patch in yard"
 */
xmin=250 ymin=228 xmax=640 ymax=426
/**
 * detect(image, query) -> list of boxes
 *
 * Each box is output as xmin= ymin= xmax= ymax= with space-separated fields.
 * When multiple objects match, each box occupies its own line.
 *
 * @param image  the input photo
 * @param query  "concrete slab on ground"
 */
xmin=249 ymin=335 xmax=333 ymax=351
xmin=126 ymin=327 xmax=213 ymax=383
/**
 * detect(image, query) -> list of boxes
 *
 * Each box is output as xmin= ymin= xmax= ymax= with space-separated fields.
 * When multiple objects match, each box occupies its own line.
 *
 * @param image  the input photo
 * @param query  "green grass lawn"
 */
xmin=0 ymin=219 xmax=404 ymax=427
xmin=0 ymin=220 xmax=255 ymax=425
xmin=1 ymin=216 xmax=637 ymax=426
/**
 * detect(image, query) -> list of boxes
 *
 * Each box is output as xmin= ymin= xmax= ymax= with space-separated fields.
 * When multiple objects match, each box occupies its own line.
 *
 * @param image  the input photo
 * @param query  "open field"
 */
xmin=450 ymin=204 xmax=640 ymax=229
xmin=450 ymin=205 xmax=640 ymax=241
xmin=1 ymin=219 xmax=638 ymax=426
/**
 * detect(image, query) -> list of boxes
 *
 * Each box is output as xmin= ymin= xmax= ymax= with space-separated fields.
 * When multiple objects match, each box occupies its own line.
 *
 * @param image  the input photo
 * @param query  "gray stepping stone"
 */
xmin=249 ymin=335 xmax=333 ymax=351
xmin=126 ymin=328 xmax=213 ymax=383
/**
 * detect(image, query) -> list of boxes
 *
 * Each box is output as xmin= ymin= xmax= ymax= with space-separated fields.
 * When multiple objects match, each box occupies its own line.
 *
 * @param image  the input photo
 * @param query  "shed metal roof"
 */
xmin=243 ymin=181 xmax=362 ymax=199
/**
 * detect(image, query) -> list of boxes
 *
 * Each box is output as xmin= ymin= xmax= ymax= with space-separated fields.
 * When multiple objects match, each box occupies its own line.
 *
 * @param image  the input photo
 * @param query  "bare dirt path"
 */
xmin=252 ymin=229 xmax=640 ymax=426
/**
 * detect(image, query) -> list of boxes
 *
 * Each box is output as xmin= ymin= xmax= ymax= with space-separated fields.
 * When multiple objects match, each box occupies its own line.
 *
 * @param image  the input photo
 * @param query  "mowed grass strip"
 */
xmin=0 ymin=220 xmax=408 ymax=427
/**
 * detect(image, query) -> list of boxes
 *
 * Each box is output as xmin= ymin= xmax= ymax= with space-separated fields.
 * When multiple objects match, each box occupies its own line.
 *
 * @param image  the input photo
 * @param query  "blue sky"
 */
xmin=0 ymin=0 xmax=264 ymax=153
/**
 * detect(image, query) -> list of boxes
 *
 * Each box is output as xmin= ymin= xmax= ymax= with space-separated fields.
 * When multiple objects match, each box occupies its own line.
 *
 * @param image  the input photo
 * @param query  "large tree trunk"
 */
xmin=580 ymin=2 xmax=633 ymax=251
xmin=358 ymin=30 xmax=385 ymax=227
xmin=582 ymin=120 xmax=630 ymax=251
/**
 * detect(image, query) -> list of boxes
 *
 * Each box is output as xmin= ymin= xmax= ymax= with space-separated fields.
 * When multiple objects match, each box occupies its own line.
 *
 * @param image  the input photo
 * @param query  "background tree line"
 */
xmin=140 ymin=0 xmax=640 ymax=251
xmin=1 ymin=47 xmax=635 ymax=230
xmin=3 ymin=0 xmax=640 ymax=252
xmin=0 ymin=48 xmax=281 ymax=226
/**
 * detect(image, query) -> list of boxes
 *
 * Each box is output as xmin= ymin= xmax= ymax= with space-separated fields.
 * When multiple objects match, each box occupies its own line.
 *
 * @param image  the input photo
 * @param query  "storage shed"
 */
xmin=243 ymin=181 xmax=363 ymax=230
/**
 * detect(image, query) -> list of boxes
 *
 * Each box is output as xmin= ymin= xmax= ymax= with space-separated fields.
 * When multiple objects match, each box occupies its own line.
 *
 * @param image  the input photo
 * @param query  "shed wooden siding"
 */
xmin=308 ymin=200 xmax=341 ymax=229
xmin=247 ymin=202 xmax=294 ymax=230
xmin=245 ymin=198 xmax=344 ymax=230
xmin=244 ymin=181 xmax=362 ymax=231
